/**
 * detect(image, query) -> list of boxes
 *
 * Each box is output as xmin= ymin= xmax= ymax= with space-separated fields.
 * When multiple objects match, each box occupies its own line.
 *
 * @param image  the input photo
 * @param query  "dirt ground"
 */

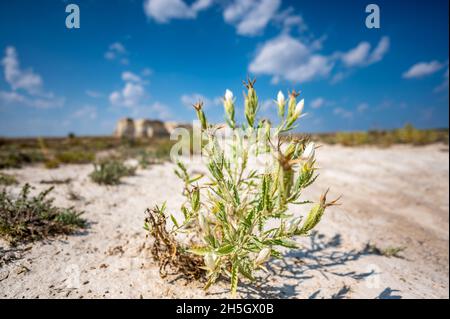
xmin=0 ymin=143 xmax=448 ymax=299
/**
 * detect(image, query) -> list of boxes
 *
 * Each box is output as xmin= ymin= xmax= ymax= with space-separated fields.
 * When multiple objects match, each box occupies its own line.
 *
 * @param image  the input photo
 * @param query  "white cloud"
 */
xmin=0 ymin=90 xmax=64 ymax=109
xmin=110 ymin=82 xmax=145 ymax=108
xmin=311 ymin=97 xmax=325 ymax=109
xmin=333 ymin=107 xmax=353 ymax=119
xmin=357 ymin=102 xmax=369 ymax=113
xmin=223 ymin=0 xmax=281 ymax=36
xmin=249 ymin=34 xmax=333 ymax=83
xmin=143 ymin=0 xmax=213 ymax=23
xmin=403 ymin=60 xmax=444 ymax=79
xmin=129 ymin=101 xmax=173 ymax=120
xmin=434 ymin=67 xmax=449 ymax=92
xmin=341 ymin=36 xmax=390 ymax=67
xmin=0 ymin=46 xmax=63 ymax=108
xmin=85 ymin=90 xmax=103 ymax=98
xmin=2 ymin=46 xmax=42 ymax=94
xmin=109 ymin=71 xmax=150 ymax=108
xmin=122 ymin=71 xmax=142 ymax=83
xmin=141 ymin=68 xmax=153 ymax=76
xmin=369 ymin=36 xmax=390 ymax=64
xmin=105 ymin=42 xmax=129 ymax=65
xmin=72 ymin=105 xmax=97 ymax=120
xmin=181 ymin=93 xmax=221 ymax=108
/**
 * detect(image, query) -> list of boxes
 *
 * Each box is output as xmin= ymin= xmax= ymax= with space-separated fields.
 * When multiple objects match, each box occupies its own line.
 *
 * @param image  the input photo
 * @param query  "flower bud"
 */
xmin=204 ymin=252 xmax=217 ymax=271
xmin=277 ymin=91 xmax=286 ymax=117
xmin=293 ymin=99 xmax=304 ymax=119
xmin=223 ymin=89 xmax=235 ymax=128
xmin=254 ymin=247 xmax=271 ymax=265
xmin=287 ymin=216 xmax=302 ymax=233
xmin=303 ymin=142 xmax=315 ymax=163
xmin=193 ymin=102 xmax=207 ymax=130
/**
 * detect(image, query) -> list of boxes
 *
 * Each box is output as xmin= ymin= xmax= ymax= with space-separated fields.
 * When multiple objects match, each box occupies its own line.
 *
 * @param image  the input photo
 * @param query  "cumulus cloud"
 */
xmin=403 ymin=60 xmax=444 ymax=79
xmin=121 ymin=71 xmax=142 ymax=83
xmin=109 ymin=71 xmax=149 ymax=108
xmin=0 ymin=46 xmax=64 ymax=108
xmin=249 ymin=34 xmax=333 ymax=83
xmin=143 ymin=0 xmax=213 ymax=23
xmin=341 ymin=36 xmax=390 ymax=67
xmin=2 ymin=46 xmax=42 ymax=94
xmin=223 ymin=0 xmax=281 ymax=36
xmin=105 ymin=42 xmax=129 ymax=65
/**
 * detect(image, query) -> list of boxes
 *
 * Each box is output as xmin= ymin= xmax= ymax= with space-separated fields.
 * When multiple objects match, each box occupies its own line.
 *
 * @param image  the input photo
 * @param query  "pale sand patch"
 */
xmin=0 ymin=144 xmax=448 ymax=299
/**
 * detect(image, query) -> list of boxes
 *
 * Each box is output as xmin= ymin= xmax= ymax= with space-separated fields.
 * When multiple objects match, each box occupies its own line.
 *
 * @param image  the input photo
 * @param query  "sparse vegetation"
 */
xmin=0 ymin=172 xmax=18 ymax=186
xmin=55 ymin=150 xmax=95 ymax=164
xmin=0 ymin=136 xmax=173 ymax=169
xmin=0 ymin=183 xmax=86 ymax=245
xmin=146 ymin=80 xmax=339 ymax=295
xmin=90 ymin=159 xmax=137 ymax=185
xmin=364 ymin=243 xmax=406 ymax=259
xmin=312 ymin=124 xmax=448 ymax=147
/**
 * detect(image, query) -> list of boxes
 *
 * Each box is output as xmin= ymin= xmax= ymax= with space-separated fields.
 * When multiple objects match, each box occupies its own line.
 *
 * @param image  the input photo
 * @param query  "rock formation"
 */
xmin=114 ymin=118 xmax=191 ymax=138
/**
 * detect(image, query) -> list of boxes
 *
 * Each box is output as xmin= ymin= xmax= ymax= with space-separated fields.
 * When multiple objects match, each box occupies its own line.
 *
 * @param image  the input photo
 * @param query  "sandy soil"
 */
xmin=0 ymin=144 xmax=448 ymax=299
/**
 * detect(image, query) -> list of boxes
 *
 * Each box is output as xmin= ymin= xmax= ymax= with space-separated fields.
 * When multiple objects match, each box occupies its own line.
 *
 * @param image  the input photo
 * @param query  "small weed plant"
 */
xmin=0 ymin=184 xmax=86 ymax=245
xmin=90 ymin=159 xmax=136 ymax=185
xmin=146 ymin=79 xmax=339 ymax=295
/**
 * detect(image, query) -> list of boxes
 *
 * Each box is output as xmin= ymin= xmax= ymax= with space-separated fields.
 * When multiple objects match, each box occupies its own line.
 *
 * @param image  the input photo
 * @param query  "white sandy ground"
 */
xmin=0 ymin=144 xmax=448 ymax=299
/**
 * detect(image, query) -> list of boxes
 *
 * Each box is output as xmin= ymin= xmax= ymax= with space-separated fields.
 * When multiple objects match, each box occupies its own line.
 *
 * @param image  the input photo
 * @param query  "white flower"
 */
xmin=225 ymin=89 xmax=233 ymax=102
xmin=198 ymin=212 xmax=207 ymax=231
xmin=303 ymin=142 xmax=315 ymax=160
xmin=277 ymin=91 xmax=285 ymax=105
xmin=287 ymin=217 xmax=302 ymax=233
xmin=255 ymin=248 xmax=271 ymax=265
xmin=204 ymin=253 xmax=217 ymax=270
xmin=294 ymin=99 xmax=304 ymax=117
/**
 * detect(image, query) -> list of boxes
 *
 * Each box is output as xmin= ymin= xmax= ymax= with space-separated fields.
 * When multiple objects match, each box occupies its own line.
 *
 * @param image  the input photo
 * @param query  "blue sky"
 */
xmin=0 ymin=0 xmax=448 ymax=137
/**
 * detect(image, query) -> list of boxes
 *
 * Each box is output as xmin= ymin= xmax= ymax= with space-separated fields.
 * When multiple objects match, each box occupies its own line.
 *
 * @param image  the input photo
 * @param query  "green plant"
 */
xmin=90 ymin=159 xmax=136 ymax=185
xmin=0 ymin=172 xmax=18 ymax=186
xmin=145 ymin=79 xmax=339 ymax=295
xmin=44 ymin=159 xmax=60 ymax=169
xmin=0 ymin=183 xmax=86 ymax=245
xmin=55 ymin=150 xmax=95 ymax=164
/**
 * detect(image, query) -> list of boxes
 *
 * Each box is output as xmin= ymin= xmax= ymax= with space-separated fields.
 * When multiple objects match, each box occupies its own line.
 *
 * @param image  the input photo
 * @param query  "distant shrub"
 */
xmin=0 ymin=150 xmax=45 ymax=169
xmin=56 ymin=150 xmax=95 ymax=164
xmin=90 ymin=159 xmax=136 ymax=185
xmin=0 ymin=172 xmax=18 ymax=186
xmin=44 ymin=159 xmax=60 ymax=169
xmin=0 ymin=184 xmax=86 ymax=245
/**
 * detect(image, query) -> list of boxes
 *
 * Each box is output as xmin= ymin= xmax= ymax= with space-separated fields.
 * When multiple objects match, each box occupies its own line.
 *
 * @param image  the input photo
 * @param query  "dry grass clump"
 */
xmin=145 ymin=204 xmax=205 ymax=280
xmin=0 ymin=172 xmax=18 ymax=186
xmin=89 ymin=159 xmax=136 ymax=185
xmin=0 ymin=184 xmax=86 ymax=245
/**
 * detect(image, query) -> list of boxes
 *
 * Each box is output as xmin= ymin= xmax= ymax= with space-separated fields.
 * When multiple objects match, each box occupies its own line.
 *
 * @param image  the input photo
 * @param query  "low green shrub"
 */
xmin=0 ymin=184 xmax=86 ymax=245
xmin=56 ymin=150 xmax=95 ymax=164
xmin=89 ymin=159 xmax=136 ymax=185
xmin=146 ymin=79 xmax=339 ymax=295
xmin=0 ymin=172 xmax=18 ymax=186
